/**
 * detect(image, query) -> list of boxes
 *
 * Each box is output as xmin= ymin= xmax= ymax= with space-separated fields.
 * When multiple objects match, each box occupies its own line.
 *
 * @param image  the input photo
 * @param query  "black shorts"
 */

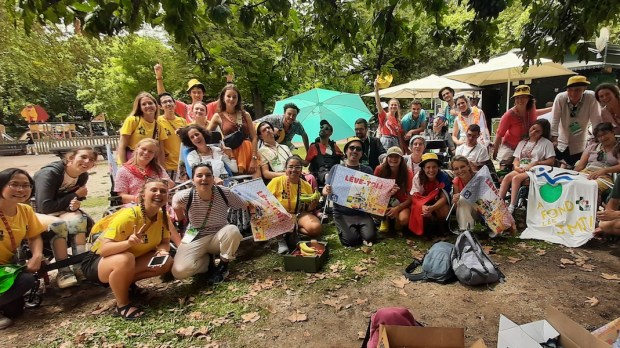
xmin=80 ymin=251 xmax=107 ymax=286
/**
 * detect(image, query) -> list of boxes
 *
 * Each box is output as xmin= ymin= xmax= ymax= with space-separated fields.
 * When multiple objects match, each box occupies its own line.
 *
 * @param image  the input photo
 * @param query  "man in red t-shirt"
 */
xmin=304 ymin=120 xmax=343 ymax=186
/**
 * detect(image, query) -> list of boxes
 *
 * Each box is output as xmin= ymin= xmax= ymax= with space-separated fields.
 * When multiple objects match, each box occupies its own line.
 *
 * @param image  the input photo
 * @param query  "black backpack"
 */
xmin=403 ymin=241 xmax=456 ymax=284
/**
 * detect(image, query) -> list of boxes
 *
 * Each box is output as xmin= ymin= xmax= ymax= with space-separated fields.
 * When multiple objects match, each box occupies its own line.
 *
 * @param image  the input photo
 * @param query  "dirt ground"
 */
xmin=2 ymin=154 xmax=620 ymax=347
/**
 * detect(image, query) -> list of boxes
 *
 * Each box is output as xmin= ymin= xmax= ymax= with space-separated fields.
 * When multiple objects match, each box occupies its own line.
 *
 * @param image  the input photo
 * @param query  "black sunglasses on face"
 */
xmin=569 ymin=105 xmax=578 ymax=117
xmin=348 ymin=146 xmax=363 ymax=152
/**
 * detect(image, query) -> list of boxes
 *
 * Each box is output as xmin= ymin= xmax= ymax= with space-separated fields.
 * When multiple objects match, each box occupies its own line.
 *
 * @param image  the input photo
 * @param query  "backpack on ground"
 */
xmin=451 ymin=230 xmax=505 ymax=286
xmin=403 ymin=241 xmax=456 ymax=284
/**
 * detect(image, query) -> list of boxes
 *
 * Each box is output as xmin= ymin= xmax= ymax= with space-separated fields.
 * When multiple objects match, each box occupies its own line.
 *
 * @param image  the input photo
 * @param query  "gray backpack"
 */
xmin=451 ymin=231 xmax=505 ymax=286
xmin=403 ymin=242 xmax=456 ymax=284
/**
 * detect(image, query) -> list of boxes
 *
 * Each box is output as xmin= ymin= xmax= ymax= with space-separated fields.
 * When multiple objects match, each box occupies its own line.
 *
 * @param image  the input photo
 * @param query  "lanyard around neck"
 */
xmin=0 ymin=209 xmax=18 ymax=251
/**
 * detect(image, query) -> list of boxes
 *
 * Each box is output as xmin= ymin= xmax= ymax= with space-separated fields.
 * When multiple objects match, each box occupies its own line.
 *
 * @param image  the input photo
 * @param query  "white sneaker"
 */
xmin=57 ymin=271 xmax=78 ymax=289
xmin=0 ymin=314 xmax=12 ymax=329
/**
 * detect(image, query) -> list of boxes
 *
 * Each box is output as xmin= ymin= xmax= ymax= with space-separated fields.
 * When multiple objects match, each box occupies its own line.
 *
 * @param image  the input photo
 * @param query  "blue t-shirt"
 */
xmin=401 ymin=110 xmax=428 ymax=132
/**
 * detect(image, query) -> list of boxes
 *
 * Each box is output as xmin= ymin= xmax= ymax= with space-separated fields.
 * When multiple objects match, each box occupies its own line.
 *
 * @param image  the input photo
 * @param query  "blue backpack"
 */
xmin=403 ymin=241 xmax=456 ymax=284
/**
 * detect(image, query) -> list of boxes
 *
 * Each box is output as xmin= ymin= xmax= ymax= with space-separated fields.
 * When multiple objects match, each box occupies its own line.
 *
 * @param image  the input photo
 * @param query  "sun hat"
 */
xmin=438 ymin=87 xmax=455 ymax=101
xmin=319 ymin=119 xmax=333 ymax=132
xmin=565 ymin=75 xmax=590 ymax=88
xmin=511 ymin=85 xmax=533 ymax=98
xmin=386 ymin=146 xmax=403 ymax=157
xmin=344 ymin=136 xmax=364 ymax=152
xmin=419 ymin=153 xmax=441 ymax=167
xmin=186 ymin=79 xmax=206 ymax=93
xmin=380 ymin=102 xmax=389 ymax=109
xmin=409 ymin=135 xmax=426 ymax=147
xmin=376 ymin=73 xmax=393 ymax=89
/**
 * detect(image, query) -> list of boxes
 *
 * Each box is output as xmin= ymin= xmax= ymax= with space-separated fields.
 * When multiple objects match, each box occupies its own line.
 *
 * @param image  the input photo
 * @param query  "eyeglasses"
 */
xmin=514 ymin=86 xmax=530 ymax=92
xmin=569 ymin=105 xmax=578 ymax=117
xmin=8 ymin=183 xmax=32 ymax=190
xmin=286 ymin=165 xmax=302 ymax=171
xmin=160 ymin=99 xmax=175 ymax=105
xmin=348 ymin=146 xmax=363 ymax=152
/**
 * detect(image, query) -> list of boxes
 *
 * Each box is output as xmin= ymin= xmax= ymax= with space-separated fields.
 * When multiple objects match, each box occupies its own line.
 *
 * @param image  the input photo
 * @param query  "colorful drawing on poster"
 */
xmin=230 ymin=178 xmax=295 ymax=241
xmin=329 ymin=165 xmax=394 ymax=216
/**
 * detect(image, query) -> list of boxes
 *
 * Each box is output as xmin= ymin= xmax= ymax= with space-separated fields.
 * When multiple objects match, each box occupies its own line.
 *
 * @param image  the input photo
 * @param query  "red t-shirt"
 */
xmin=452 ymin=176 xmax=465 ymax=192
xmin=305 ymin=142 xmax=342 ymax=162
xmin=496 ymin=108 xmax=537 ymax=149
xmin=174 ymin=100 xmax=220 ymax=123
xmin=378 ymin=110 xmax=402 ymax=137
xmin=374 ymin=167 xmax=413 ymax=203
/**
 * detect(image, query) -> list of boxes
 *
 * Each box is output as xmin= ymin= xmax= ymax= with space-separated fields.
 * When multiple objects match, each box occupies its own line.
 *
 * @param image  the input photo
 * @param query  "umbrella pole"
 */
xmin=505 ymin=78 xmax=511 ymax=112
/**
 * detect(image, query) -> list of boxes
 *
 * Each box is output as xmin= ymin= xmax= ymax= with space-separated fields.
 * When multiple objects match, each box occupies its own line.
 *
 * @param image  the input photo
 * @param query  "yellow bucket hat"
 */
xmin=511 ymin=85 xmax=533 ymax=98
xmin=186 ymin=79 xmax=206 ymax=93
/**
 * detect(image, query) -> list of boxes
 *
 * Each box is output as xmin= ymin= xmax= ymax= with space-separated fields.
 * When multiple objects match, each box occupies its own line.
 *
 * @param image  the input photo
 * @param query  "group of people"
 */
xmin=2 ymin=70 xmax=620 ymax=327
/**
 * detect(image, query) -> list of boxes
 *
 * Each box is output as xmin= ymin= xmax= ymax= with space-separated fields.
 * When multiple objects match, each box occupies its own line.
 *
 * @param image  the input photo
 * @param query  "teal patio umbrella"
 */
xmin=274 ymin=88 xmax=372 ymax=142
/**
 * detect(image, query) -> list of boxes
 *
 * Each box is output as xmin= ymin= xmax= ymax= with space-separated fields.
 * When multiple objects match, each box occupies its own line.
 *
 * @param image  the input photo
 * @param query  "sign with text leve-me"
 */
xmin=328 ymin=165 xmax=395 ymax=216
xmin=521 ymin=166 xmax=597 ymax=248
xmin=230 ymin=179 xmax=294 ymax=241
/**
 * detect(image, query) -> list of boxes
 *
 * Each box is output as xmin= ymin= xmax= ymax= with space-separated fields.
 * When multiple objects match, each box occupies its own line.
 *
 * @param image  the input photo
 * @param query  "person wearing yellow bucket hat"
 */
xmin=550 ymin=75 xmax=602 ymax=167
xmin=373 ymin=79 xmax=406 ymax=153
xmin=154 ymin=63 xmax=234 ymax=123
xmin=0 ymin=169 xmax=45 ymax=329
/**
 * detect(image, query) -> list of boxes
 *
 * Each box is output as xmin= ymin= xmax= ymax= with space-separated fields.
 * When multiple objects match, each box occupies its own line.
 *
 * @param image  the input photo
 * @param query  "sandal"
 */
xmin=129 ymin=283 xmax=149 ymax=298
xmin=116 ymin=303 xmax=144 ymax=320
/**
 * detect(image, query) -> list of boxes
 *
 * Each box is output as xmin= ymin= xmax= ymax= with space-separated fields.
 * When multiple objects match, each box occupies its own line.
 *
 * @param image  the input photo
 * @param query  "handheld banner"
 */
xmin=521 ymin=165 xmax=597 ymax=247
xmin=460 ymin=166 xmax=514 ymax=236
xmin=230 ymin=178 xmax=294 ymax=241
xmin=329 ymin=165 xmax=394 ymax=216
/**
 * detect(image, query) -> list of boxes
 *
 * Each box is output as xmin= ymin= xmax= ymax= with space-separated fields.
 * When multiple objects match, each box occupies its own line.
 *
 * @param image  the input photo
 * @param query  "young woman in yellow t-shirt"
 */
xmin=0 ymin=168 xmax=45 ymax=328
xmin=81 ymin=179 xmax=174 ymax=320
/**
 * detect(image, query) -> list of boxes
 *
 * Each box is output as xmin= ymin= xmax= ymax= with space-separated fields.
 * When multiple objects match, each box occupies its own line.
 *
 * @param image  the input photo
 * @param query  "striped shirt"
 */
xmin=172 ymin=186 xmax=246 ymax=239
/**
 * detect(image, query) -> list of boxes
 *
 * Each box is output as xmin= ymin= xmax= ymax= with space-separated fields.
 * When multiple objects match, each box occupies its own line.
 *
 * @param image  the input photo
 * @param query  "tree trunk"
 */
xmin=251 ymin=85 xmax=264 ymax=120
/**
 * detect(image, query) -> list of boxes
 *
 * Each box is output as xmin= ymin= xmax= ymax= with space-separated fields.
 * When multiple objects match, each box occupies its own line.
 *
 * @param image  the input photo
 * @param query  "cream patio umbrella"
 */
xmin=444 ymin=50 xmax=576 ymax=110
xmin=362 ymin=74 xmax=480 ymax=99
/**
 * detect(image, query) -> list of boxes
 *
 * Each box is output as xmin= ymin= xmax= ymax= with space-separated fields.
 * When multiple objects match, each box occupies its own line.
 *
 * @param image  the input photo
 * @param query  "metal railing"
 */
xmin=0 ymin=136 xmax=118 ymax=155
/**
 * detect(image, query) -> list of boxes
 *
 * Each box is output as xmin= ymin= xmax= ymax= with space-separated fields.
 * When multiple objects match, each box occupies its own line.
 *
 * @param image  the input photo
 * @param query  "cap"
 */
xmin=409 ymin=135 xmax=426 ymax=146
xmin=512 ymin=85 xmax=533 ymax=98
xmin=438 ymin=86 xmax=455 ymax=101
xmin=320 ymin=119 xmax=333 ymax=132
xmin=186 ymin=79 xmax=206 ymax=93
xmin=565 ymin=75 xmax=590 ymax=88
xmin=386 ymin=146 xmax=403 ymax=157
xmin=380 ymin=102 xmax=389 ymax=109
xmin=344 ymin=136 xmax=364 ymax=152
xmin=420 ymin=153 xmax=441 ymax=167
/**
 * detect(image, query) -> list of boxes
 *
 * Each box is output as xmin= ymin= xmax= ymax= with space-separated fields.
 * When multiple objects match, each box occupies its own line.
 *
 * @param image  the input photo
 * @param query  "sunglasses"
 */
xmin=569 ymin=105 xmax=578 ymax=118
xmin=348 ymin=146 xmax=363 ymax=152
xmin=514 ymin=86 xmax=529 ymax=93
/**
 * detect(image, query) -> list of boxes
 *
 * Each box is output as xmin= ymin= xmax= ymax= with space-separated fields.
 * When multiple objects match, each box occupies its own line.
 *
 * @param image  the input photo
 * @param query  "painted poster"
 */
xmin=460 ymin=166 xmax=514 ymax=236
xmin=328 ymin=165 xmax=394 ymax=216
xmin=230 ymin=178 xmax=294 ymax=241
xmin=521 ymin=165 xmax=597 ymax=247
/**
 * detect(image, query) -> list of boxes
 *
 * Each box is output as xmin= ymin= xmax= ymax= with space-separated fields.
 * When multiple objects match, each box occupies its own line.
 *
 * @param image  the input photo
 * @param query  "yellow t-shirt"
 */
xmin=119 ymin=116 xmax=168 ymax=151
xmin=91 ymin=206 xmax=169 ymax=258
xmin=267 ymin=176 xmax=313 ymax=214
xmin=0 ymin=204 xmax=45 ymax=264
xmin=158 ymin=116 xmax=187 ymax=171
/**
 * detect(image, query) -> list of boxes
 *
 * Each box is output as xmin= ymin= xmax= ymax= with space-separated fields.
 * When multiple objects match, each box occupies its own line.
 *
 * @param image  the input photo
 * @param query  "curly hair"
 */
xmin=179 ymin=125 xmax=213 ymax=150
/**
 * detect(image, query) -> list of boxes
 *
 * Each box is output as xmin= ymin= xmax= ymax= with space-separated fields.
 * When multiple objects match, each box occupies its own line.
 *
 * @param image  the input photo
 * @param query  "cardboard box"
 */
xmin=592 ymin=317 xmax=620 ymax=345
xmin=282 ymin=241 xmax=329 ymax=273
xmin=377 ymin=325 xmax=487 ymax=348
xmin=497 ymin=307 xmax=610 ymax=348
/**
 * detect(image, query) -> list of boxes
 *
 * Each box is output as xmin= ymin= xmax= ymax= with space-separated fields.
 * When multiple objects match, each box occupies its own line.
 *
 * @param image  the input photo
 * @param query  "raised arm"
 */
xmin=373 ymin=78 xmax=382 ymax=113
xmin=154 ymin=63 xmax=166 ymax=95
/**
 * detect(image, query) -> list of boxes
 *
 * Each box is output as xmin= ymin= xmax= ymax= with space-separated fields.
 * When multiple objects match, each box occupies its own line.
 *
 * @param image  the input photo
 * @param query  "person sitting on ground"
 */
xmin=425 ymin=116 xmax=455 ymax=155
xmin=0 ymin=169 xmax=44 ymax=329
xmin=596 ymin=83 xmax=620 ymax=135
xmin=451 ymin=156 xmax=480 ymax=231
xmin=404 ymin=136 xmax=426 ymax=176
xmin=401 ymin=101 xmax=428 ymax=143
xmin=268 ymin=156 xmax=321 ymax=254
xmin=354 ymin=118 xmax=386 ymax=170
xmin=179 ymin=125 xmax=236 ymax=181
xmin=597 ymin=174 xmax=620 ymax=235
xmin=114 ymin=138 xmax=173 ymax=205
xmin=171 ymin=163 xmax=248 ymax=283
xmin=498 ymin=119 xmax=555 ymax=214
xmin=81 ymin=178 xmax=174 ymax=320
xmin=33 ymin=147 xmax=98 ymax=289
xmin=157 ymin=93 xmax=188 ymax=180
xmin=257 ymin=121 xmax=317 ymax=187
xmin=374 ymin=79 xmax=406 ymax=151
xmin=117 ymin=92 xmax=167 ymax=165
xmin=304 ymin=120 xmax=343 ymax=187
xmin=255 ymin=103 xmax=310 ymax=152
xmin=455 ymin=124 xmax=490 ymax=170
xmin=573 ymin=122 xmax=620 ymax=198
xmin=207 ymin=85 xmax=259 ymax=175
xmin=323 ymin=137 xmax=377 ymax=247
xmin=374 ymin=147 xmax=412 ymax=234
xmin=452 ymin=95 xmax=491 ymax=149
xmin=409 ymin=153 xmax=452 ymax=236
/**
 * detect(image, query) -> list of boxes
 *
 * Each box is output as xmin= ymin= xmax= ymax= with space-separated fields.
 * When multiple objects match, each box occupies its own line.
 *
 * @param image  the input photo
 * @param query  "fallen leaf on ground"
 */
xmin=580 ymin=264 xmax=595 ymax=272
xmin=154 ymin=330 xmax=165 ymax=336
xmin=241 ymin=312 xmax=260 ymax=323
xmin=601 ymin=273 xmax=620 ymax=281
xmin=507 ymin=257 xmax=522 ymax=264
xmin=360 ymin=246 xmax=372 ymax=254
xmin=193 ymin=326 xmax=209 ymax=337
xmin=482 ymin=246 xmax=494 ymax=254
xmin=560 ymin=258 xmax=575 ymax=265
xmin=358 ymin=331 xmax=366 ymax=339
xmin=321 ymin=299 xmax=342 ymax=311
xmin=585 ymin=297 xmax=599 ymax=307
xmin=536 ymin=249 xmax=546 ymax=256
xmin=399 ymin=289 xmax=408 ymax=296
xmin=287 ymin=311 xmax=308 ymax=323
xmin=176 ymin=326 xmax=195 ymax=337
xmin=188 ymin=311 xmax=204 ymax=320
xmin=303 ymin=331 xmax=310 ymax=337
xmin=353 ymin=265 xmax=368 ymax=276
xmin=355 ymin=298 xmax=368 ymax=305
xmin=91 ymin=299 xmax=115 ymax=315
xmin=391 ymin=277 xmax=409 ymax=289
xmin=411 ymin=250 xmax=425 ymax=259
